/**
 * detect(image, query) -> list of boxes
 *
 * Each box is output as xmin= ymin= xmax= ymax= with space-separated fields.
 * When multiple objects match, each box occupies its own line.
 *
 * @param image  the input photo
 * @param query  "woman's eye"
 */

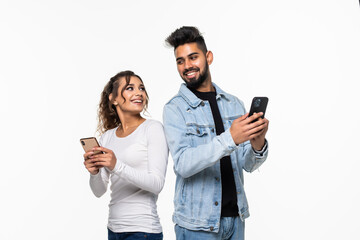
xmin=126 ymin=87 xmax=133 ymax=90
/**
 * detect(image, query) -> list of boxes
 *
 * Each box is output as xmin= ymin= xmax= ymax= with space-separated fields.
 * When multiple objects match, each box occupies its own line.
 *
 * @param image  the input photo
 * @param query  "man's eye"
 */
xmin=177 ymin=60 xmax=183 ymax=65
xmin=190 ymin=56 xmax=197 ymax=60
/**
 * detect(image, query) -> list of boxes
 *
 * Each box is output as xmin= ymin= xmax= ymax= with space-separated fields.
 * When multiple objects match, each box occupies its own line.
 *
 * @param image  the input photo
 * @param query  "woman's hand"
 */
xmin=87 ymin=147 xmax=117 ymax=171
xmin=83 ymin=150 xmax=100 ymax=175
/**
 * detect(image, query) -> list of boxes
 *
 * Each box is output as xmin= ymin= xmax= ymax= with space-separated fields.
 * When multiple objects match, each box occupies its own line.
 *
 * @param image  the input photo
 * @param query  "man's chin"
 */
xmin=182 ymin=77 xmax=196 ymax=84
xmin=182 ymin=74 xmax=206 ymax=89
xmin=185 ymin=80 xmax=202 ymax=89
xmin=182 ymin=75 xmax=197 ymax=82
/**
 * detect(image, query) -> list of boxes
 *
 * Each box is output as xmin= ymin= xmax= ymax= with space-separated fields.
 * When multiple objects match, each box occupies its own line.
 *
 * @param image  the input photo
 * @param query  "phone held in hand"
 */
xmin=80 ymin=137 xmax=103 ymax=155
xmin=248 ymin=97 xmax=268 ymax=122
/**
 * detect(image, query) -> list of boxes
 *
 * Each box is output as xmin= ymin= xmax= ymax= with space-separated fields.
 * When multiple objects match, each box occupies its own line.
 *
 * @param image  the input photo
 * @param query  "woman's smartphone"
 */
xmin=248 ymin=97 xmax=268 ymax=122
xmin=80 ymin=137 xmax=103 ymax=155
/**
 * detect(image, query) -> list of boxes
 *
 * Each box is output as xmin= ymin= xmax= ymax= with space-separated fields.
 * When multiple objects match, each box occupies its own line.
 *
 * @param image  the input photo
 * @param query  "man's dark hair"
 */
xmin=165 ymin=26 xmax=208 ymax=54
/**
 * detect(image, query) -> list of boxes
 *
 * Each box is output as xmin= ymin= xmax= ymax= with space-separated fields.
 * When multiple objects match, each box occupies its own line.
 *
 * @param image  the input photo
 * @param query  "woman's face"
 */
xmin=113 ymin=76 xmax=147 ymax=114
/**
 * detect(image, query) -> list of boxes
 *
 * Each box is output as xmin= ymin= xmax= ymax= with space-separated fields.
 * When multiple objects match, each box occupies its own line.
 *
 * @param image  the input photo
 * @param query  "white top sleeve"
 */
xmin=111 ymin=120 xmax=169 ymax=194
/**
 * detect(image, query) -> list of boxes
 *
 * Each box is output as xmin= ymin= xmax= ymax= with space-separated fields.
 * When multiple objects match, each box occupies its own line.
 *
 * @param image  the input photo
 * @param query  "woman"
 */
xmin=83 ymin=70 xmax=168 ymax=240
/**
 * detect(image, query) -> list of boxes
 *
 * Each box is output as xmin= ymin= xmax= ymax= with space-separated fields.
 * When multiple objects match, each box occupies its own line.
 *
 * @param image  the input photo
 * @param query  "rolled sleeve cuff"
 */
xmin=252 ymin=139 xmax=268 ymax=157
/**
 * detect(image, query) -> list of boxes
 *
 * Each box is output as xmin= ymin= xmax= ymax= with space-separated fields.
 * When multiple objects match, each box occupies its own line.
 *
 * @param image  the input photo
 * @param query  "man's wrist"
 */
xmin=252 ymin=139 xmax=268 ymax=154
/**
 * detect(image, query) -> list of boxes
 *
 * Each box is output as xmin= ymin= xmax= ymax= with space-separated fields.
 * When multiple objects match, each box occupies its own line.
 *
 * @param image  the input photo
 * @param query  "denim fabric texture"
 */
xmin=175 ymin=217 xmax=244 ymax=240
xmin=163 ymin=83 xmax=268 ymax=233
xmin=107 ymin=229 xmax=163 ymax=240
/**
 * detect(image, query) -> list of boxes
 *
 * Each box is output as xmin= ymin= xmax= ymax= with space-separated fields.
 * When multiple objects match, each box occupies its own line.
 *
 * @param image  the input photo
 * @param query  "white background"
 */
xmin=1 ymin=0 xmax=359 ymax=239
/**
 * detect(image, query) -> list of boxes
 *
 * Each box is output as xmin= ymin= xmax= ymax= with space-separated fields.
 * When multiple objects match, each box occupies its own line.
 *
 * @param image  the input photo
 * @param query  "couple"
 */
xmin=83 ymin=26 xmax=269 ymax=240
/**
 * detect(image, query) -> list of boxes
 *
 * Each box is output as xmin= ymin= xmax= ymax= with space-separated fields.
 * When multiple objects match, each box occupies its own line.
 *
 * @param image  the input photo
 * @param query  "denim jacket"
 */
xmin=163 ymin=83 xmax=268 ymax=233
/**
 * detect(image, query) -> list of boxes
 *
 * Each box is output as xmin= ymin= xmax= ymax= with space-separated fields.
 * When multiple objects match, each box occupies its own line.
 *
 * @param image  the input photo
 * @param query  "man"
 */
xmin=163 ymin=26 xmax=269 ymax=240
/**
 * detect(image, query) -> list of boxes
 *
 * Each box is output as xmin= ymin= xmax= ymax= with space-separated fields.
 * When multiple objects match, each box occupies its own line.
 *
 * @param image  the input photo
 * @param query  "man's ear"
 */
xmin=206 ymin=51 xmax=213 ymax=65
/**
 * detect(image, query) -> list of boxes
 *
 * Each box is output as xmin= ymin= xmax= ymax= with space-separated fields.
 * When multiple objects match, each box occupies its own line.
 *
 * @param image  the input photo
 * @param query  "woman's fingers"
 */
xmin=92 ymin=146 xmax=111 ymax=154
xmin=84 ymin=160 xmax=100 ymax=173
xmin=89 ymin=153 xmax=110 ymax=161
xmin=86 ymin=154 xmax=111 ymax=168
xmin=87 ymin=148 xmax=116 ymax=171
xmin=83 ymin=151 xmax=95 ymax=160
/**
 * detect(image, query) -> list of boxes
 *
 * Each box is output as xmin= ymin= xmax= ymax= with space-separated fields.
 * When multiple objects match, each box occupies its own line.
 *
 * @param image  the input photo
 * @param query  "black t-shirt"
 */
xmin=190 ymin=88 xmax=239 ymax=217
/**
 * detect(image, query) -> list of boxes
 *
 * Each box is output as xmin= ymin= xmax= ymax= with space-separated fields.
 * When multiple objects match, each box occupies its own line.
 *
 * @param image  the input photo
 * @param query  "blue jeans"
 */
xmin=108 ymin=229 xmax=163 ymax=240
xmin=175 ymin=217 xmax=244 ymax=240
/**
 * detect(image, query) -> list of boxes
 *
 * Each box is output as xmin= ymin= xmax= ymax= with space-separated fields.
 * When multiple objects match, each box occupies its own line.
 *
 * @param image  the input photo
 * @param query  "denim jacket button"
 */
xmin=215 ymin=177 xmax=219 ymax=181
xmin=196 ymin=129 xmax=200 ymax=134
xmin=210 ymin=226 xmax=214 ymax=231
xmin=200 ymin=101 xmax=205 ymax=106
xmin=211 ymin=128 xmax=215 ymax=133
xmin=215 ymin=201 xmax=218 ymax=206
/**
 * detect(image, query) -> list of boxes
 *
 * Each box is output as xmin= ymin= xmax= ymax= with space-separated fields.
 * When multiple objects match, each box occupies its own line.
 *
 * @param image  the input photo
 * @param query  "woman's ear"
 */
xmin=109 ymin=93 xmax=117 ymax=105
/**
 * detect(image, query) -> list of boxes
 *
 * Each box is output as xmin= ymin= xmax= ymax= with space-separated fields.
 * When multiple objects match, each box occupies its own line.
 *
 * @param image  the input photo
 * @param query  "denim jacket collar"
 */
xmin=178 ymin=82 xmax=231 ymax=108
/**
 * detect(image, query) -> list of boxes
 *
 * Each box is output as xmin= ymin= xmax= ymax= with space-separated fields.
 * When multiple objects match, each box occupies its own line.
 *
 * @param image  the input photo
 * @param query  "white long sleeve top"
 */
xmin=89 ymin=119 xmax=169 ymax=233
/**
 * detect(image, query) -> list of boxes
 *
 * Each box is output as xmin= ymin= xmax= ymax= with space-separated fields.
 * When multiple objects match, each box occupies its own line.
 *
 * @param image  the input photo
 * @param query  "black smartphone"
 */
xmin=80 ymin=137 xmax=103 ymax=155
xmin=248 ymin=97 xmax=268 ymax=121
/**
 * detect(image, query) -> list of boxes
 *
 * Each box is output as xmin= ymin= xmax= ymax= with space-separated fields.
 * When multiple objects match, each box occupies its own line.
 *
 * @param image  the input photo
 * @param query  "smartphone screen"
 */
xmin=80 ymin=137 xmax=103 ymax=155
xmin=248 ymin=97 xmax=268 ymax=121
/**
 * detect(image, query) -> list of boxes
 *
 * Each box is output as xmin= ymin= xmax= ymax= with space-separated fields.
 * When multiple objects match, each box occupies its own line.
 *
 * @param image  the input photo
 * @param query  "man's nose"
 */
xmin=184 ymin=59 xmax=192 ymax=70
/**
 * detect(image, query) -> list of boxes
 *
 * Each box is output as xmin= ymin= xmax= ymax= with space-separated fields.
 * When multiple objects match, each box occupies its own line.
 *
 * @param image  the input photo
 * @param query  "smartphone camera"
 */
xmin=254 ymin=98 xmax=261 ymax=108
xmin=81 ymin=140 xmax=85 ymax=146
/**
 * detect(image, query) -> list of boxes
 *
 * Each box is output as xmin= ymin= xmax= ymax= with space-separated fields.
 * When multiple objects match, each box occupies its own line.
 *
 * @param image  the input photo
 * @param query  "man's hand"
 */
xmin=230 ymin=112 xmax=269 ymax=150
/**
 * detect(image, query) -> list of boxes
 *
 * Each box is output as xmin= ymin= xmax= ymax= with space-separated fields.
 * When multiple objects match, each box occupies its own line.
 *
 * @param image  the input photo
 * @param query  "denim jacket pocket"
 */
xmin=185 ymin=125 xmax=209 ymax=147
xmin=186 ymin=125 xmax=208 ymax=137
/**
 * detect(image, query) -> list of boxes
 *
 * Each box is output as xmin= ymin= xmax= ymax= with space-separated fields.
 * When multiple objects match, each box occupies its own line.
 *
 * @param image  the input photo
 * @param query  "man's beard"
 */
xmin=182 ymin=63 xmax=209 ymax=89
